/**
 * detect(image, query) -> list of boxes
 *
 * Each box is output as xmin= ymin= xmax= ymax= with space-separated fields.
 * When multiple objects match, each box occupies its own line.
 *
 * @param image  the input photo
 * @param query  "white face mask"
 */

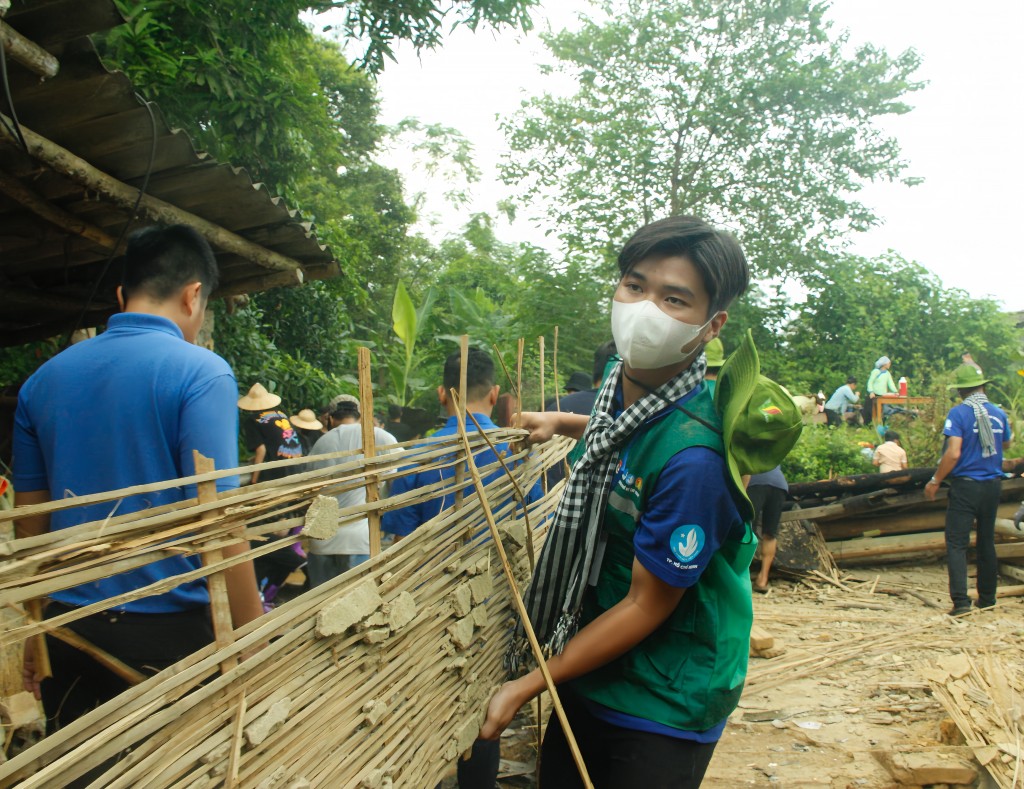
xmin=611 ymin=299 xmax=714 ymax=370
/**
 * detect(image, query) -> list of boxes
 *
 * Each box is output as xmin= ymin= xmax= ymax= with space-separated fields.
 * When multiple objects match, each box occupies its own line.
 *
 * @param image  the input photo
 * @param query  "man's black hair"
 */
xmin=122 ymin=225 xmax=220 ymax=303
xmin=332 ymin=401 xmax=360 ymax=421
xmin=387 ymin=403 xmax=403 ymax=420
xmin=884 ymin=430 xmax=900 ymax=442
xmin=443 ymin=347 xmax=495 ymax=401
xmin=593 ymin=340 xmax=617 ymax=385
xmin=617 ymin=216 xmax=749 ymax=316
xmin=846 ymin=376 xmax=857 ymax=385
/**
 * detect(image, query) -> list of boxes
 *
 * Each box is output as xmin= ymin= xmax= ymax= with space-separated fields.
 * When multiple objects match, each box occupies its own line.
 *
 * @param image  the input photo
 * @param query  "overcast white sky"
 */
xmin=343 ymin=1 xmax=1024 ymax=309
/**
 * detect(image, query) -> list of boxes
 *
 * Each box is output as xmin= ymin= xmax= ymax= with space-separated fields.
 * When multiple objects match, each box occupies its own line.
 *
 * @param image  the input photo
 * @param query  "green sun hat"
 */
xmin=947 ymin=363 xmax=992 ymax=389
xmin=714 ymin=330 xmax=803 ymax=520
xmin=704 ymin=337 xmax=725 ymax=369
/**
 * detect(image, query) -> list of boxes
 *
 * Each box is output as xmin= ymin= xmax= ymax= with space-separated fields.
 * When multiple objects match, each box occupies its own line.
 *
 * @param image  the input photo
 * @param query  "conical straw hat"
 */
xmin=238 ymin=383 xmax=281 ymax=411
xmin=290 ymin=408 xmax=323 ymax=430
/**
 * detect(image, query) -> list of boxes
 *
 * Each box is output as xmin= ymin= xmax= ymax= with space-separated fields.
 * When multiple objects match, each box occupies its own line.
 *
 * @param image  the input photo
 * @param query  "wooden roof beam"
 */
xmin=0 ymin=166 xmax=120 ymax=253
xmin=0 ymin=18 xmax=59 ymax=79
xmin=0 ymin=112 xmax=305 ymax=275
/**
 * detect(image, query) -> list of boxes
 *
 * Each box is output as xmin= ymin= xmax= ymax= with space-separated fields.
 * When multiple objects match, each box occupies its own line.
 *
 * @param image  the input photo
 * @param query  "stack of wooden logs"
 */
xmin=0 ymin=423 xmax=570 ymax=787
xmin=782 ymin=460 xmax=1024 ymax=582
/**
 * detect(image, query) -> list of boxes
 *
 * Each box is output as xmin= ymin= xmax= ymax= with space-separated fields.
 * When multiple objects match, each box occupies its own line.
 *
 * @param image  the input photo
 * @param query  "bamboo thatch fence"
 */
xmin=0 ymin=417 xmax=571 ymax=787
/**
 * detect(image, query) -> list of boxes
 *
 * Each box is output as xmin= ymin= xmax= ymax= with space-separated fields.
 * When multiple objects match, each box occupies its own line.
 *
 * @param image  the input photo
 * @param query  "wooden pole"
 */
xmin=453 ymin=336 xmax=469 ymax=515
xmin=193 ymin=451 xmax=237 ymax=673
xmin=552 ymin=326 xmax=561 ymax=413
xmin=357 ymin=347 xmax=381 ymax=557
xmin=0 ymin=168 xmax=119 ymax=253
xmin=0 ymin=113 xmax=305 ymax=275
xmin=0 ymin=19 xmax=59 ymax=78
xmin=516 ymin=338 xmax=525 ymax=418
xmin=452 ymin=393 xmax=594 ymax=789
xmin=538 ymin=335 xmax=548 ymax=497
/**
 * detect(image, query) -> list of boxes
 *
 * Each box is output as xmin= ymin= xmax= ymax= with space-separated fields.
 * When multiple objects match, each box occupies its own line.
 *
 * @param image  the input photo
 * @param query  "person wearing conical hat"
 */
xmin=289 ymin=408 xmax=324 ymax=454
xmin=925 ymin=363 xmax=1012 ymax=615
xmin=238 ymin=384 xmax=303 ymax=484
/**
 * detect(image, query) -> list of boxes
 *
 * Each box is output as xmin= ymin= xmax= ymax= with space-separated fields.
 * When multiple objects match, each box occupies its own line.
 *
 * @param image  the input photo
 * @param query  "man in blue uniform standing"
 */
xmin=13 ymin=225 xmax=263 ymax=731
xmin=925 ymin=363 xmax=1012 ymax=615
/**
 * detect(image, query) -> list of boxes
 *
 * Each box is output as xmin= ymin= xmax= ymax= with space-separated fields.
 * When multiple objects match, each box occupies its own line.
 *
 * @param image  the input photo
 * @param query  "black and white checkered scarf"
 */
xmin=506 ymin=355 xmax=707 ymax=674
xmin=963 ymin=392 xmax=997 ymax=457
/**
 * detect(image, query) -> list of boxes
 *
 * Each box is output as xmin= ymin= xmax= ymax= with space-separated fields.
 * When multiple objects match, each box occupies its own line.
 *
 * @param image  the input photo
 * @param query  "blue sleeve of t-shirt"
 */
xmin=632 ymin=446 xmax=743 ymax=589
xmin=943 ymin=406 xmax=968 ymax=439
xmin=178 ymin=370 xmax=240 ymax=495
xmin=382 ymin=465 xmax=445 ymax=537
xmin=12 ymin=382 xmax=47 ymax=492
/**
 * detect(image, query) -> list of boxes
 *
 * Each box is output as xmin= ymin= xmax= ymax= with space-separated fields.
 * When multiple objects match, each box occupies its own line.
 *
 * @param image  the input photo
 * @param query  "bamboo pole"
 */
xmin=0 ymin=113 xmax=305 ymax=274
xmin=516 ymin=339 xmax=525 ymax=418
xmin=538 ymin=335 xmax=549 ymax=498
xmin=453 ymin=335 xmax=469 ymax=515
xmin=358 ymin=347 xmax=381 ymax=557
xmin=193 ymin=451 xmax=237 ymax=674
xmin=452 ymin=391 xmax=594 ymax=789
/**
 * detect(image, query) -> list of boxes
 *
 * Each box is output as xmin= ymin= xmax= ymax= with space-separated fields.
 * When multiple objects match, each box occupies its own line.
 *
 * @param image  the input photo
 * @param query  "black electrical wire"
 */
xmin=0 ymin=33 xmax=29 ymax=151
xmin=62 ymin=92 xmax=158 ymax=348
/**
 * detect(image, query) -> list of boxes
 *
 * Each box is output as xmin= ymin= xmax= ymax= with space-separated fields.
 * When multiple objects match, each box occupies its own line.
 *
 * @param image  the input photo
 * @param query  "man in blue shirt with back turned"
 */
xmin=925 ymin=363 xmax=1012 ymax=615
xmin=382 ymin=347 xmax=540 ymax=789
xmin=13 ymin=225 xmax=263 ymax=732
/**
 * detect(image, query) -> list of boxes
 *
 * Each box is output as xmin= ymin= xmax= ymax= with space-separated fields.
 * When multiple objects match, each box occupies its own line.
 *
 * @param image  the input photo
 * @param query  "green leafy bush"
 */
xmin=781 ymin=426 xmax=874 ymax=483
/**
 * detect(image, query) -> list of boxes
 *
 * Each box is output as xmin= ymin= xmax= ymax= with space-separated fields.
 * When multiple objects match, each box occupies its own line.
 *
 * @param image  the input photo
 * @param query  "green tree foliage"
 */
xmin=500 ymin=0 xmax=924 ymax=276
xmin=784 ymin=252 xmax=1021 ymax=395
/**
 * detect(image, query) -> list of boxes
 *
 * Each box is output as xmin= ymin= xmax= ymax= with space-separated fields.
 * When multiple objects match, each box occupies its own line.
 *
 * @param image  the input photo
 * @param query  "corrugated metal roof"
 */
xmin=0 ymin=0 xmax=339 ymax=346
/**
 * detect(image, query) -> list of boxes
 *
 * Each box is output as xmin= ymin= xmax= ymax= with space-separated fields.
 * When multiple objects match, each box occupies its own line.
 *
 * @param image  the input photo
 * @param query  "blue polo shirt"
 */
xmin=13 ymin=313 xmax=240 ymax=613
xmin=944 ymin=401 xmax=1011 ymax=481
xmin=382 ymin=413 xmax=541 ymax=537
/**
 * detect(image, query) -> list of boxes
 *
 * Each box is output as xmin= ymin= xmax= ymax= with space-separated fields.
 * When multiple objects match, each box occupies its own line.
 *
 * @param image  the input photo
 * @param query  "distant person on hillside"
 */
xmin=925 ymin=363 xmax=1011 ymax=615
xmin=825 ymin=377 xmax=860 ymax=427
xmin=873 ymin=430 xmax=908 ymax=473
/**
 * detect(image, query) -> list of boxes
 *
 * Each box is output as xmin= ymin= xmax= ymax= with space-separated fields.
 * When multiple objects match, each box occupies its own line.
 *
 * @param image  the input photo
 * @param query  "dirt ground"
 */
xmin=490 ymin=560 xmax=1023 ymax=788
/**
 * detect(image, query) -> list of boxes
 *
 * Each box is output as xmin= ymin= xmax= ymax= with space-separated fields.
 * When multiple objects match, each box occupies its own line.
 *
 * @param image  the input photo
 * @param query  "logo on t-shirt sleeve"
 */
xmin=670 ymin=525 xmax=705 ymax=563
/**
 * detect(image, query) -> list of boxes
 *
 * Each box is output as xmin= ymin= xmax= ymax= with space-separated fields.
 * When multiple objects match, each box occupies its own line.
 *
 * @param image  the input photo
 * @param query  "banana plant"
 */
xmin=388 ymin=281 xmax=436 ymax=406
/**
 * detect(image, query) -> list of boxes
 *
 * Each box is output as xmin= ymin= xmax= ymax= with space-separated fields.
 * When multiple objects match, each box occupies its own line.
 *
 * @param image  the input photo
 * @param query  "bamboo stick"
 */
xmin=453 ymin=390 xmax=594 ymax=789
xmin=358 ymin=347 xmax=381 ymax=557
xmin=454 ymin=335 xmax=469 ymax=515
xmin=194 ymin=451 xmax=237 ymax=674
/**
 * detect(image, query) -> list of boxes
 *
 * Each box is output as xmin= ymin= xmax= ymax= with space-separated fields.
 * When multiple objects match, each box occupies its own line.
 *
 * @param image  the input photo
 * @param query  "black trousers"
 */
xmin=41 ymin=601 xmax=214 ymax=732
xmin=945 ymin=477 xmax=1001 ymax=609
xmin=540 ymin=688 xmax=717 ymax=788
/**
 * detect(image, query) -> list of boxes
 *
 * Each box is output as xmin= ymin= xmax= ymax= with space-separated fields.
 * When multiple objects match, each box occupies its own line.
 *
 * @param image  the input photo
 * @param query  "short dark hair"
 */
xmin=387 ymin=403 xmax=403 ymax=420
xmin=122 ymin=225 xmax=219 ymax=303
xmin=443 ymin=348 xmax=495 ymax=401
xmin=593 ymin=340 xmax=617 ymax=385
xmin=332 ymin=401 xmax=360 ymax=421
xmin=884 ymin=430 xmax=900 ymax=442
xmin=846 ymin=376 xmax=857 ymax=385
xmin=617 ymin=216 xmax=749 ymax=316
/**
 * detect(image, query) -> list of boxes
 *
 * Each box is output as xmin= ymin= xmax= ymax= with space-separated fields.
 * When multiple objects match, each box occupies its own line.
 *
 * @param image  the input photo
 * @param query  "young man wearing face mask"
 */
xmin=479 ymin=216 xmax=762 ymax=787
